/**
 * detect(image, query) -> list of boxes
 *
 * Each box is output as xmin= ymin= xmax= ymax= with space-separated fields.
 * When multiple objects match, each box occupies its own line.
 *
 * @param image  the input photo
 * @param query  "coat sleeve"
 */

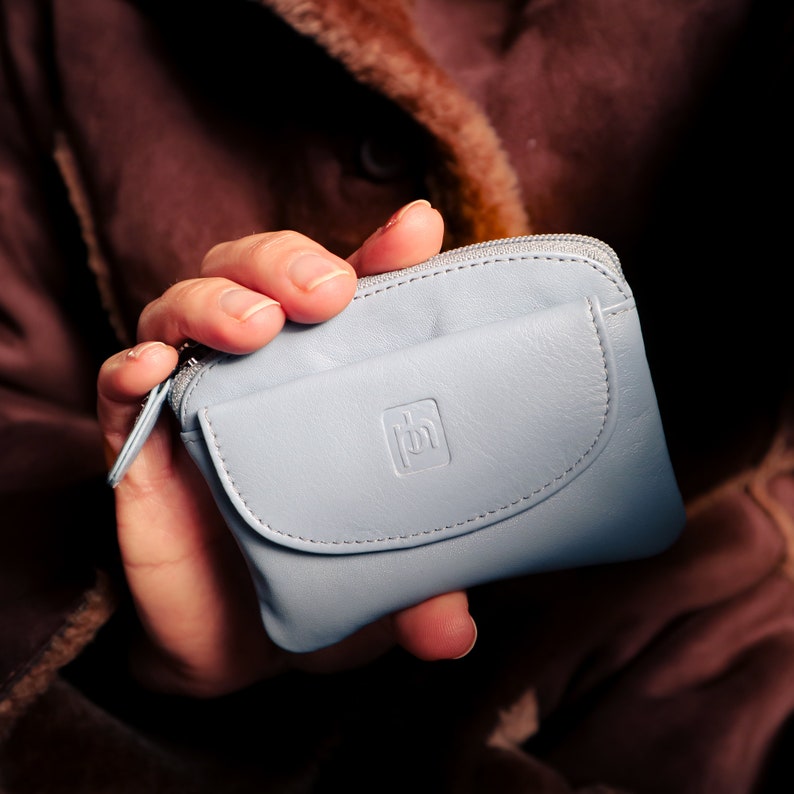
xmin=0 ymin=0 xmax=119 ymax=726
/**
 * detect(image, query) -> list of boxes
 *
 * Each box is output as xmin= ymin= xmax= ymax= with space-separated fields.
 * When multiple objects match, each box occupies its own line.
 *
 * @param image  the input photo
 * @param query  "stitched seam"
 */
xmin=750 ymin=478 xmax=794 ymax=579
xmin=204 ymin=298 xmax=611 ymax=546
xmin=605 ymin=304 xmax=634 ymax=317
xmin=352 ymin=254 xmax=629 ymax=302
xmin=0 ymin=572 xmax=116 ymax=738
xmin=750 ymin=427 xmax=794 ymax=578
xmin=684 ymin=418 xmax=794 ymax=520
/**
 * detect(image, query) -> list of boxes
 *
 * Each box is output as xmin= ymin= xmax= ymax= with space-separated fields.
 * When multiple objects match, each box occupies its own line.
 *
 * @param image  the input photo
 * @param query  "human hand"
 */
xmin=97 ymin=200 xmax=477 ymax=697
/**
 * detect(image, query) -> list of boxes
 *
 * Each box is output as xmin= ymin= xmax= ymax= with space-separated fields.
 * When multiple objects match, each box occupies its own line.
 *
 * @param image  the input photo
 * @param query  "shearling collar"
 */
xmin=258 ymin=0 xmax=531 ymax=244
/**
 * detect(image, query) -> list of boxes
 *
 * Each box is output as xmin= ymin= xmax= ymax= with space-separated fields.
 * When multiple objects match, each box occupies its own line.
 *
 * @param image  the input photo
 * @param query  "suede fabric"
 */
xmin=1 ymin=0 xmax=793 ymax=791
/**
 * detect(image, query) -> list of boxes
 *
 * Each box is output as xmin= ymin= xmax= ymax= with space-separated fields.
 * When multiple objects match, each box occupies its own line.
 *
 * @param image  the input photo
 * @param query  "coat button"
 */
xmin=358 ymin=132 xmax=417 ymax=181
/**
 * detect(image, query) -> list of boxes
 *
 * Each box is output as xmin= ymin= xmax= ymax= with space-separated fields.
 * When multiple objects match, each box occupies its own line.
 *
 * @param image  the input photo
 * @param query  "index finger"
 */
xmin=200 ymin=231 xmax=357 ymax=325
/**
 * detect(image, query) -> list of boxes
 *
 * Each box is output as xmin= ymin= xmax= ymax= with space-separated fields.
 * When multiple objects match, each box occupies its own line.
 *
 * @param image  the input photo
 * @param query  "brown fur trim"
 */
xmin=0 ymin=572 xmax=116 ymax=741
xmin=52 ymin=130 xmax=131 ymax=348
xmin=259 ymin=0 xmax=531 ymax=246
xmin=487 ymin=688 xmax=540 ymax=753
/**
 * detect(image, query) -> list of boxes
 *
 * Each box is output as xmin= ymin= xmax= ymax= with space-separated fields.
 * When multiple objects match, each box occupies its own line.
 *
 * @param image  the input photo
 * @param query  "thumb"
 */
xmin=348 ymin=200 xmax=444 ymax=277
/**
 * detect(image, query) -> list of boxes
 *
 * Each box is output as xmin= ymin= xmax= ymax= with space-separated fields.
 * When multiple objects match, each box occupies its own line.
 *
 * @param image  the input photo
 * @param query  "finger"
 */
xmin=390 ymin=590 xmax=477 ymax=661
xmin=97 ymin=345 xmax=285 ymax=695
xmin=347 ymin=199 xmax=444 ymax=277
xmin=284 ymin=589 xmax=475 ymax=675
xmin=137 ymin=276 xmax=286 ymax=353
xmin=99 ymin=346 xmax=286 ymax=695
xmin=200 ymin=231 xmax=357 ymax=325
xmin=97 ymin=341 xmax=179 ymax=456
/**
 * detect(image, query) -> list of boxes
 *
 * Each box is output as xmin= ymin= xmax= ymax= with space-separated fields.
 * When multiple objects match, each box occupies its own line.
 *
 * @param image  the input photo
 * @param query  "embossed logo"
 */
xmin=383 ymin=399 xmax=450 ymax=475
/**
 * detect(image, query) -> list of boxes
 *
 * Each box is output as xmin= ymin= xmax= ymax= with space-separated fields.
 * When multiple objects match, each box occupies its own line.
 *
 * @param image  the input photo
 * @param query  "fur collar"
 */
xmin=260 ymin=0 xmax=531 ymax=244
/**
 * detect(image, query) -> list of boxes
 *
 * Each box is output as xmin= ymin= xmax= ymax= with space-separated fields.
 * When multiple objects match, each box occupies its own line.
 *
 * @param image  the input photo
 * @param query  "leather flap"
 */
xmin=198 ymin=296 xmax=618 ymax=554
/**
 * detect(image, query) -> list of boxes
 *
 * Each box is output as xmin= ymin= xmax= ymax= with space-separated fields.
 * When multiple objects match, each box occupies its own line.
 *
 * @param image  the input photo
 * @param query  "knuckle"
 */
xmin=172 ymin=277 xmax=212 ymax=304
xmin=136 ymin=278 xmax=211 ymax=341
xmin=202 ymin=240 xmax=227 ymax=266
xmin=243 ymin=230 xmax=307 ymax=261
xmin=202 ymin=230 xmax=316 ymax=277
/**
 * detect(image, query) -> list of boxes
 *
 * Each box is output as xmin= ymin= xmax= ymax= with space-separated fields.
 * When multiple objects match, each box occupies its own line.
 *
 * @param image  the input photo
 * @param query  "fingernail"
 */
xmin=126 ymin=341 xmax=168 ymax=360
xmin=383 ymin=198 xmax=431 ymax=231
xmin=219 ymin=289 xmax=280 ymax=321
xmin=288 ymin=253 xmax=351 ymax=292
xmin=453 ymin=617 xmax=478 ymax=660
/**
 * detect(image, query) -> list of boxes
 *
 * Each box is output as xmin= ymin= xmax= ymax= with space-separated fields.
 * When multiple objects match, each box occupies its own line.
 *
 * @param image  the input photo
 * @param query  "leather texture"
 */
xmin=173 ymin=235 xmax=686 ymax=652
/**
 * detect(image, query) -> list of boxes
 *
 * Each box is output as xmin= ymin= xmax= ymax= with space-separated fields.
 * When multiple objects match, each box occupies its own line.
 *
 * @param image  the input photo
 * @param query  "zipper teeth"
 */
xmin=356 ymin=233 xmax=623 ymax=288
xmin=170 ymin=233 xmax=623 ymax=412
xmin=170 ymin=350 xmax=221 ymax=412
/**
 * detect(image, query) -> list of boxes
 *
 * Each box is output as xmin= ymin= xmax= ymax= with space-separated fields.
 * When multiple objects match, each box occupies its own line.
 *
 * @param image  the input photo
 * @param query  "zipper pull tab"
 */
xmin=106 ymin=376 xmax=173 ymax=488
xmin=106 ymin=341 xmax=210 ymax=487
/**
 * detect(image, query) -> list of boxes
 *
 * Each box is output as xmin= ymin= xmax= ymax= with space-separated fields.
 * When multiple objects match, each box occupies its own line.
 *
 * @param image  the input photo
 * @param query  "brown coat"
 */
xmin=1 ymin=1 xmax=793 ymax=791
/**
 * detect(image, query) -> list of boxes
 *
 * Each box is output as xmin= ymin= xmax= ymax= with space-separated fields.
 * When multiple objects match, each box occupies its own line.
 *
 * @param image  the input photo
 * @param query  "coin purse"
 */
xmin=108 ymin=235 xmax=686 ymax=653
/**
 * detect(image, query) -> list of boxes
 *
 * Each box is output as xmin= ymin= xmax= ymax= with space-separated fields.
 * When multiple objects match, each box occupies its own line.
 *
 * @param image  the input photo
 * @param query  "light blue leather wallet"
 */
xmin=109 ymin=235 xmax=686 ymax=653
